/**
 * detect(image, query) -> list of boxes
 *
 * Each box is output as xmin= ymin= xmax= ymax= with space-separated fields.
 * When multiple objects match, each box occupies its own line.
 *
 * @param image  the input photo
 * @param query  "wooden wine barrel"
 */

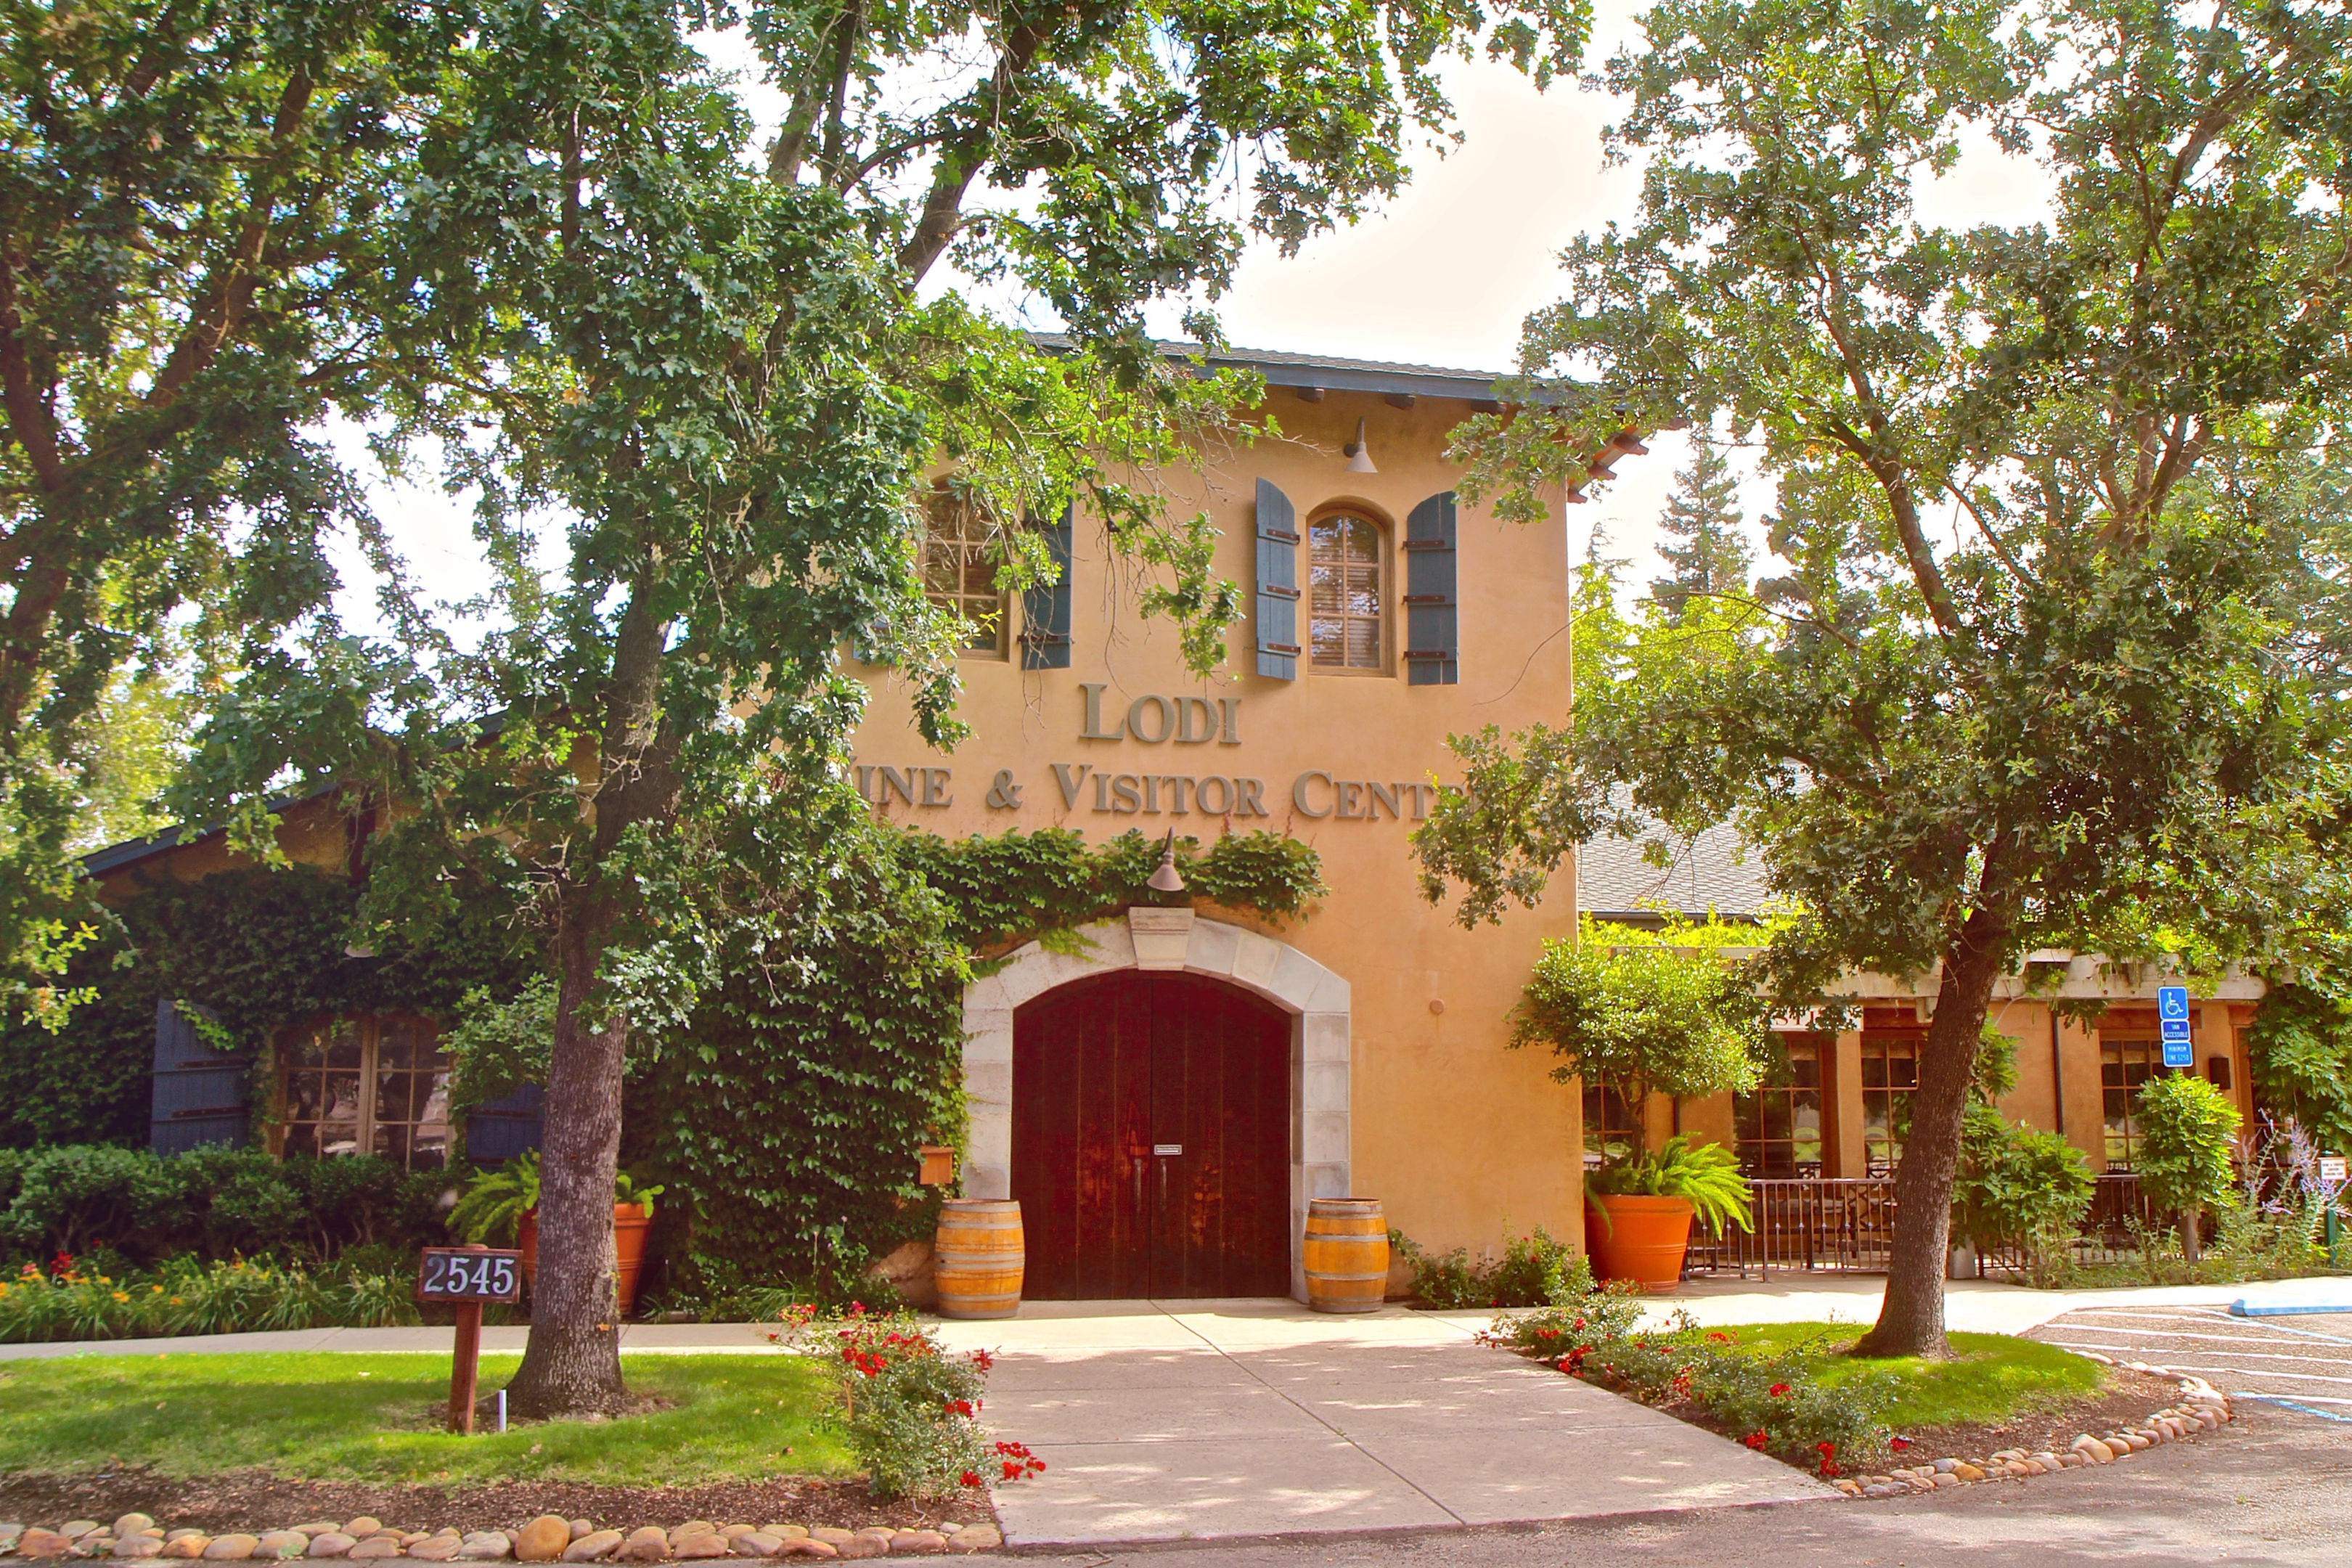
xmin=934 ymin=1199 xmax=1025 ymax=1320
xmin=1302 ymin=1198 xmax=1389 ymax=1314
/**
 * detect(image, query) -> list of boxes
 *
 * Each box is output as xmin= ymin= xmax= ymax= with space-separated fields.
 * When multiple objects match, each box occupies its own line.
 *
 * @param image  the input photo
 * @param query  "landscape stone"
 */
xmin=407 ymin=1541 xmax=462 ymax=1564
xmin=342 ymin=1530 xmax=381 ymax=1545
xmin=770 ymin=1548 xmax=837 ymax=1562
xmin=883 ymin=1535 xmax=943 ymax=1557
xmin=756 ymin=1532 xmax=803 ymax=1544
xmin=259 ymin=1533 xmax=310 ymax=1559
xmin=307 ymin=1536 xmax=356 ymax=1559
xmin=1951 ymin=1463 xmax=1985 ymax=1482
xmin=565 ymin=1530 xmax=592 ymax=1547
xmin=729 ymin=1537 xmax=780 ymax=1559
xmin=829 ymin=1543 xmax=881 ymax=1563
xmin=516 ymin=1519 xmax=571 ymax=1562
xmin=62 ymin=1525 xmax=102 ymax=1541
xmin=121 ymin=1539 xmax=166 ymax=1559
xmin=665 ymin=1530 xmax=714 ymax=1550
xmin=114 ymin=1519 xmax=158 ymax=1542
xmin=559 ymin=1532 xmax=621 ymax=1564
xmin=454 ymin=1536 xmax=511 ymax=1562
xmin=669 ymin=1539 xmax=726 ymax=1561
xmin=287 ymin=1530 xmax=340 ymax=1542
xmin=804 ymin=1538 xmax=852 ymax=1551
xmin=203 ymin=1537 xmax=261 ymax=1561
xmin=19 ymin=1531 xmax=78 ymax=1559
xmin=160 ymin=1540 xmax=209 ymax=1561
xmin=613 ymin=1530 xmax=669 ymax=1565
xmin=940 ymin=1530 xmax=995 ymax=1556
xmin=344 ymin=1543 xmax=401 ymax=1561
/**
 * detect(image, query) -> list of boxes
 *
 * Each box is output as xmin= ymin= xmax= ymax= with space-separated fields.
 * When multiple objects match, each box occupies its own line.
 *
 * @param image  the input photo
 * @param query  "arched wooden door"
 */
xmin=1013 ymin=971 xmax=1291 ymax=1298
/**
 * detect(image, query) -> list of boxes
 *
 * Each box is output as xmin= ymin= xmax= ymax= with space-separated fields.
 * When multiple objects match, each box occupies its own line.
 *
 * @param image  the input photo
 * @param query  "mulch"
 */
xmin=1883 ymin=1364 xmax=2186 ymax=1463
xmin=0 ymin=1471 xmax=995 ymax=1536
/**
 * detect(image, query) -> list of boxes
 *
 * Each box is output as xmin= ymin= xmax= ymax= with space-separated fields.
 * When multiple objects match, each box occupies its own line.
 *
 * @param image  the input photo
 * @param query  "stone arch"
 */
xmin=958 ymin=909 xmax=1350 ymax=1300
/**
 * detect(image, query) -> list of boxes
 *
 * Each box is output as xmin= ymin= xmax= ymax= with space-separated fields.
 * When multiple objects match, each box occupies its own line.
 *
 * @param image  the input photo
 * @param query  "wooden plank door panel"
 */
xmin=1148 ymin=975 xmax=1291 ymax=1298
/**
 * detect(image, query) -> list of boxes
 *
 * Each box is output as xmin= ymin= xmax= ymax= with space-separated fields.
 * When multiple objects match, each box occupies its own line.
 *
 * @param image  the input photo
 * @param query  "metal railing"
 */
xmin=1683 ymin=1172 xmax=2156 ymax=1279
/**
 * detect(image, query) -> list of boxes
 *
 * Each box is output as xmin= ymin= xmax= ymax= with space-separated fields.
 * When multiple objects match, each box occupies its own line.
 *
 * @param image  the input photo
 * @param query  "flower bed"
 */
xmin=0 ymin=1254 xmax=425 ymax=1343
xmin=767 ymin=1306 xmax=1042 ymax=1502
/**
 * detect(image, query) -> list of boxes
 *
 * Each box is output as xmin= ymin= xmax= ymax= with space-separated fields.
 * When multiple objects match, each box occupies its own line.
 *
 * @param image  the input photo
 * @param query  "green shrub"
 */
xmin=0 ymin=1252 xmax=425 ymax=1343
xmin=1392 ymin=1226 xmax=1609 ymax=1309
xmin=2136 ymin=1073 xmax=2242 ymax=1262
xmin=777 ymin=1303 xmax=1030 ymax=1500
xmin=0 ymin=1143 xmax=455 ymax=1270
xmin=1951 ymin=1103 xmax=2094 ymax=1280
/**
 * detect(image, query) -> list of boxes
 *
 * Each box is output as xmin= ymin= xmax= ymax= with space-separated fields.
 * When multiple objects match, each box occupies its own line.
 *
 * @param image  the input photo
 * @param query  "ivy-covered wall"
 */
xmin=0 ymin=866 xmax=538 ymax=1151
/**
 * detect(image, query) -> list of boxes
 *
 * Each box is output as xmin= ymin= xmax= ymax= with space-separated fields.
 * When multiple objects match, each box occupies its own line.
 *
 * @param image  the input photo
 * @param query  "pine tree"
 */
xmin=1649 ymin=444 xmax=1750 ymax=618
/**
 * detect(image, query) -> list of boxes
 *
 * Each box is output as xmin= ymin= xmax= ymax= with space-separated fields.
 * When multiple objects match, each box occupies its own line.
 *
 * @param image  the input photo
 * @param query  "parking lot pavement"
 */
xmin=2026 ymin=1302 xmax=2352 ymax=1426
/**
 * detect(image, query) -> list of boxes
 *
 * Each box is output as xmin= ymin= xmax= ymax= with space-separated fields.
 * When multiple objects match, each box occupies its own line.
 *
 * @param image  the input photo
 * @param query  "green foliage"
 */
xmin=779 ymin=1304 xmax=1009 ymax=1500
xmin=443 ymin=979 xmax=558 ymax=1114
xmin=906 ymin=827 xmax=1326 ymax=957
xmin=2134 ymin=1074 xmax=2245 ymax=1222
xmin=1488 ymin=1310 xmax=1885 ymax=1477
xmin=2245 ymin=984 xmax=2352 ymax=1156
xmin=1586 ymin=1135 xmax=1755 ymax=1233
xmin=1649 ymin=444 xmax=1750 ymax=620
xmin=1390 ymin=1225 xmax=1606 ymax=1309
xmin=450 ymin=1152 xmax=540 ymax=1248
xmin=1950 ymin=1103 xmax=2094 ymax=1274
xmin=1410 ymin=0 xmax=2352 ymax=1349
xmin=0 ymin=1253 xmax=425 ymax=1344
xmin=0 ymin=1143 xmax=452 ymax=1269
xmin=0 ymin=0 xmax=475 ymax=1026
xmin=1513 ymin=918 xmax=1768 ymax=1158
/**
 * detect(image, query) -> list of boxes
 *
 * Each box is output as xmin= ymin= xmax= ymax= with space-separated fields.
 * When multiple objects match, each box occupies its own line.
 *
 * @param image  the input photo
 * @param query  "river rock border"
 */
xmin=1834 ymin=1352 xmax=2235 ymax=1500
xmin=0 ymin=1516 xmax=1000 ymax=1562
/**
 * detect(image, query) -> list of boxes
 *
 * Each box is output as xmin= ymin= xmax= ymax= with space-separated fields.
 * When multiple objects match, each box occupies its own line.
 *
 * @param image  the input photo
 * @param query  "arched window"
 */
xmin=921 ymin=489 xmax=1008 ymax=657
xmin=1308 ymin=512 xmax=1384 ymax=670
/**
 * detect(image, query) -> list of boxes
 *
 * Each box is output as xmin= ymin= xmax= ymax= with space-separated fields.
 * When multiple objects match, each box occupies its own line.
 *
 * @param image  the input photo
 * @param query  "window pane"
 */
xmin=326 ymin=1024 xmax=362 ymax=1071
xmin=1308 ymin=513 xmax=1382 ymax=669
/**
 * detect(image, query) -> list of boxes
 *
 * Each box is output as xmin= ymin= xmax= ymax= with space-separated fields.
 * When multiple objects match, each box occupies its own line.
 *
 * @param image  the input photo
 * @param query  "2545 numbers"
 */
xmin=417 ymin=1248 xmax=523 ymax=1303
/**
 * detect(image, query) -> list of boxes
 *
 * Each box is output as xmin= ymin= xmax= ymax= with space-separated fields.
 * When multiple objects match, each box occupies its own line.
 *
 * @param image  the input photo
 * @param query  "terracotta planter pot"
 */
xmin=515 ymin=1203 xmax=654 ymax=1318
xmin=1585 ymin=1193 xmax=1696 ymax=1294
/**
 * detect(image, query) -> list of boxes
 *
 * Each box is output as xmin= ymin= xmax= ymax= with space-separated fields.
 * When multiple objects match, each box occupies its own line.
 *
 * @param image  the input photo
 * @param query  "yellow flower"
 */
xmin=112 ymin=1291 xmax=129 ymax=1303
xmin=99 ymin=1275 xmax=112 ymax=1286
xmin=152 ymin=1285 xmax=164 ymax=1294
xmin=169 ymin=1297 xmax=184 ymax=1306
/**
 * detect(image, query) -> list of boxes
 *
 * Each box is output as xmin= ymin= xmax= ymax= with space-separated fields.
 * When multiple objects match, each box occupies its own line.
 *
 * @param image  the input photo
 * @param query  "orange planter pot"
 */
xmin=1585 ymin=1193 xmax=1696 ymax=1294
xmin=515 ymin=1203 xmax=654 ymax=1318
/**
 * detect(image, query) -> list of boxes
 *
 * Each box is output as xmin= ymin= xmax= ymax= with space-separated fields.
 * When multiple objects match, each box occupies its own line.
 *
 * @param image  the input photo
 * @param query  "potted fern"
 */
xmin=451 ymin=1153 xmax=666 ymax=1317
xmin=1514 ymin=918 xmax=1768 ymax=1291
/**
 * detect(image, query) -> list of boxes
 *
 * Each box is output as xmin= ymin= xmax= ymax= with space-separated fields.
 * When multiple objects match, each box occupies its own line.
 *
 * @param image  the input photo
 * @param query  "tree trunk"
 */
xmin=505 ymin=902 xmax=631 ymax=1418
xmin=1853 ymin=899 xmax=2014 ymax=1360
xmin=502 ymin=589 xmax=679 ymax=1418
xmin=2181 ymin=1204 xmax=2202 ymax=1265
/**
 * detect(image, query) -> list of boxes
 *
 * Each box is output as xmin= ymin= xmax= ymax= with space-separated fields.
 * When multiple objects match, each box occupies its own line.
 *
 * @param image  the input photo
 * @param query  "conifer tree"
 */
xmin=1648 ymin=444 xmax=1749 ymax=618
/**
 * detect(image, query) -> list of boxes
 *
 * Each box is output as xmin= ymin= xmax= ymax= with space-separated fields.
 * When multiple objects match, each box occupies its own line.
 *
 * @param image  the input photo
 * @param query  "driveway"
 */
xmin=2027 ymin=1299 xmax=2352 ymax=1426
xmin=927 ymin=1299 xmax=1830 ymax=1547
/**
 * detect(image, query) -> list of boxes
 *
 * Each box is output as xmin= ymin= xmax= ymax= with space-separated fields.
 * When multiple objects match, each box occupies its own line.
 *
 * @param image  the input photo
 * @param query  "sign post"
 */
xmin=2157 ymin=985 xmax=2194 ymax=1070
xmin=417 ymin=1244 xmax=523 ymax=1434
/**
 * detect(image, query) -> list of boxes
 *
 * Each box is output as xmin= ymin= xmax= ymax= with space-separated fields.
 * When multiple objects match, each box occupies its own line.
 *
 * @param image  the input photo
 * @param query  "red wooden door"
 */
xmin=1013 ymin=971 xmax=1291 ymax=1298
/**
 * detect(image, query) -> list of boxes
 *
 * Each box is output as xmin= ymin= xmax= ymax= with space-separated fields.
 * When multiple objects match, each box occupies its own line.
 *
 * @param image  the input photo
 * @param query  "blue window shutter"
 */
xmin=1404 ymin=491 xmax=1459 ymax=686
xmin=150 ymin=998 xmax=250 ymax=1154
xmin=465 ymin=1082 xmax=546 ymax=1161
xmin=1254 ymin=479 xmax=1300 ymax=679
xmin=1020 ymin=505 xmax=1074 ymax=669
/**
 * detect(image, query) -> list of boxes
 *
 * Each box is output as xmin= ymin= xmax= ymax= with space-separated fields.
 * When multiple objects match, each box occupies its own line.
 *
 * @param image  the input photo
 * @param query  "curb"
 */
xmin=0 ymin=1518 xmax=1003 ymax=1563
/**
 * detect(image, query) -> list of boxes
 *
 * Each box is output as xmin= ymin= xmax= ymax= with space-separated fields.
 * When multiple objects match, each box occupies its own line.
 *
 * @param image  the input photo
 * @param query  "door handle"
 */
xmin=1132 ymin=1155 xmax=1146 ymax=1212
xmin=1157 ymin=1156 xmax=1169 ymax=1212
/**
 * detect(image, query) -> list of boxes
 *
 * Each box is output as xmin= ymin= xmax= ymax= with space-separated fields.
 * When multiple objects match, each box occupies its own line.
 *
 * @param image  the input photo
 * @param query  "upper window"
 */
xmin=1736 ymin=1035 xmax=1826 ymax=1177
xmin=1308 ymin=513 xmax=1384 ymax=671
xmin=279 ymin=1014 xmax=452 ymax=1169
xmin=1860 ymin=1032 xmax=1919 ymax=1175
xmin=921 ymin=489 xmax=1007 ymax=657
xmin=2102 ymin=1037 xmax=2167 ymax=1168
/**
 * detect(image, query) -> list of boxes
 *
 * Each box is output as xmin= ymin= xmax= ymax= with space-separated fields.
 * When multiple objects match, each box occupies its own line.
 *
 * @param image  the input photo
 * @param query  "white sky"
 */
xmin=330 ymin=0 xmax=2056 ymax=642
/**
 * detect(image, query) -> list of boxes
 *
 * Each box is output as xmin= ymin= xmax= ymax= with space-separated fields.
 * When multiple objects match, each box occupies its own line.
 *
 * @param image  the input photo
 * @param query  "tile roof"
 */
xmin=1576 ymin=817 xmax=1770 ymax=921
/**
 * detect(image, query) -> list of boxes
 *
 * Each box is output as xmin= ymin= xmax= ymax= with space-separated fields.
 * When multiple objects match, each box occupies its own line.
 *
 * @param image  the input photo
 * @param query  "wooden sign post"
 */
xmin=417 ymin=1244 xmax=524 ymax=1434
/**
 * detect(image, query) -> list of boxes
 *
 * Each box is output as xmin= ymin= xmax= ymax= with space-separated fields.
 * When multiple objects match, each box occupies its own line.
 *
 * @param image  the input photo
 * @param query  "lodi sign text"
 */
xmin=854 ymin=685 xmax=1436 ymax=822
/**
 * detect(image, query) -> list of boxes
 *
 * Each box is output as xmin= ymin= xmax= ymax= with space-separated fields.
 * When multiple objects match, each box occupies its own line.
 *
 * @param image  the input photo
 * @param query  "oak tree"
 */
xmin=174 ymin=0 xmax=1593 ymax=1415
xmin=1416 ymin=0 xmax=2351 ymax=1356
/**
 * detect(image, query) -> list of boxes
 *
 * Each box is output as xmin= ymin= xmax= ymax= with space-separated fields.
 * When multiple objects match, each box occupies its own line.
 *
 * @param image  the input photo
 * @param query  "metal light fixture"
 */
xmin=1147 ymin=828 xmax=1187 ymax=893
xmin=1343 ymin=417 xmax=1378 ymax=475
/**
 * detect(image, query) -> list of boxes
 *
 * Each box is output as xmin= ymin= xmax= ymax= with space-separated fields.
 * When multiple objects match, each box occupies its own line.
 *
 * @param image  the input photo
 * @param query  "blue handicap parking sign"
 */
xmin=2163 ymin=1038 xmax=2194 ymax=1069
xmin=2158 ymin=985 xmax=2190 ymax=1021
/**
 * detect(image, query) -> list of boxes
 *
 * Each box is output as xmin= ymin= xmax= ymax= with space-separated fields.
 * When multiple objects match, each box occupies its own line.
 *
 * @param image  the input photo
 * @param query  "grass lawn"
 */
xmin=0 ymin=1352 xmax=854 ymax=1485
xmin=1712 ymin=1321 xmax=2106 ymax=1432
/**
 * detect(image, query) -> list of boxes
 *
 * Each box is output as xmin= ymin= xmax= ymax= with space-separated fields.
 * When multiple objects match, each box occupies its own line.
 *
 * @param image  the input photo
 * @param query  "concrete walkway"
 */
xmin=924 ymin=1300 xmax=1832 ymax=1545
